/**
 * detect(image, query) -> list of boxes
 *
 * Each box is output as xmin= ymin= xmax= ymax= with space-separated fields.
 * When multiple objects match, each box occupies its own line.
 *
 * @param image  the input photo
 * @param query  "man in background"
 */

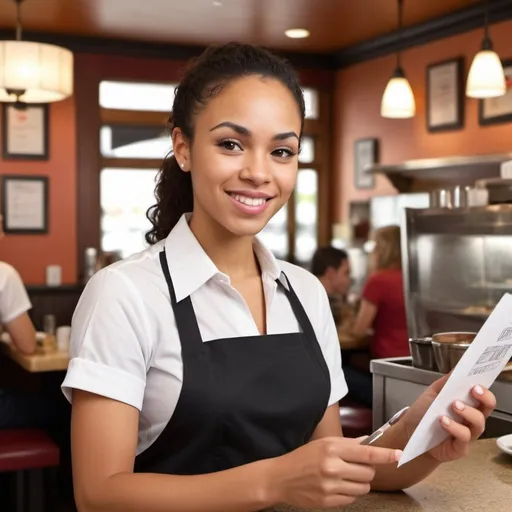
xmin=311 ymin=246 xmax=351 ymax=325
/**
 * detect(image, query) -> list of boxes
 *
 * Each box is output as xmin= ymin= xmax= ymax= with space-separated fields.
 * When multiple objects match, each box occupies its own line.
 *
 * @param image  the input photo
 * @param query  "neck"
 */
xmin=189 ymin=210 xmax=260 ymax=279
xmin=318 ymin=275 xmax=335 ymax=297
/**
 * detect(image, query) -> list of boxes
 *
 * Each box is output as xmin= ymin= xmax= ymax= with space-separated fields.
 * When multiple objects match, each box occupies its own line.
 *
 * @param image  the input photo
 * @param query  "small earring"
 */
xmin=181 ymin=163 xmax=185 ymax=169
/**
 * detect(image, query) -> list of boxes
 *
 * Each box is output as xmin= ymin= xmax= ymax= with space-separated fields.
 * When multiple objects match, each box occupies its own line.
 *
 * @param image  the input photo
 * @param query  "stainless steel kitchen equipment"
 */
xmin=409 ymin=337 xmax=437 ymax=371
xmin=401 ymin=205 xmax=512 ymax=338
xmin=371 ymin=357 xmax=512 ymax=437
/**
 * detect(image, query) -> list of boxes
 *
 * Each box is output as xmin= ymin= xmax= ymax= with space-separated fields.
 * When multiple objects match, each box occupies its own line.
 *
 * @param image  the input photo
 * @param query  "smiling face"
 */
xmin=172 ymin=75 xmax=302 ymax=238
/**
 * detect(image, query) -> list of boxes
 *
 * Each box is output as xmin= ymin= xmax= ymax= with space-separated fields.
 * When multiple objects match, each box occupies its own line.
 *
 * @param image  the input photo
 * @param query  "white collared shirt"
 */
xmin=62 ymin=215 xmax=348 ymax=454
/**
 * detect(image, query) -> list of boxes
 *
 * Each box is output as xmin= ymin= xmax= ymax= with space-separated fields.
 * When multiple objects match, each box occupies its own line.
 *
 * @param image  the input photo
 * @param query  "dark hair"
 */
xmin=311 ymin=246 xmax=349 ymax=277
xmin=145 ymin=42 xmax=306 ymax=244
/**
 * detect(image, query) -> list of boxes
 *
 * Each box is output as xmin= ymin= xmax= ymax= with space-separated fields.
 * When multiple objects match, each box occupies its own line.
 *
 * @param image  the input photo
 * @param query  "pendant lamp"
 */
xmin=466 ymin=0 xmax=505 ymax=99
xmin=0 ymin=0 xmax=74 ymax=109
xmin=381 ymin=0 xmax=415 ymax=118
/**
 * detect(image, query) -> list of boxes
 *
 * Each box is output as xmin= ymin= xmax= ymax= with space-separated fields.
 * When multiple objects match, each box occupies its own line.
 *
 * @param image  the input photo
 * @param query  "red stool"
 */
xmin=0 ymin=429 xmax=60 ymax=512
xmin=339 ymin=399 xmax=373 ymax=438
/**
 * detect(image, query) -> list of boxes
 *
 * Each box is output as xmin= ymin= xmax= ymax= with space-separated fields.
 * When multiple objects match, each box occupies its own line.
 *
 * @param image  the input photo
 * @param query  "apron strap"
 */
xmin=278 ymin=272 xmax=330 ymax=380
xmin=159 ymin=250 xmax=203 ymax=354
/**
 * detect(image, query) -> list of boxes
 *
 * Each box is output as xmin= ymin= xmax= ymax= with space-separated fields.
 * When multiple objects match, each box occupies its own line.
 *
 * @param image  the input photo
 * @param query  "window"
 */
xmin=257 ymin=204 xmax=288 ymax=260
xmin=99 ymin=81 xmax=177 ymax=111
xmin=99 ymin=80 xmax=173 ymax=257
xmin=303 ymin=88 xmax=319 ymax=119
xmin=294 ymin=169 xmax=318 ymax=265
xmin=100 ymin=168 xmax=158 ymax=258
xmin=100 ymin=125 xmax=172 ymax=159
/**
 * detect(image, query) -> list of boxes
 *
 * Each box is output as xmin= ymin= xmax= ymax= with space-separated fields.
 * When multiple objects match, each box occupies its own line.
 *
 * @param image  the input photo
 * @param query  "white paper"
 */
xmin=399 ymin=293 xmax=512 ymax=467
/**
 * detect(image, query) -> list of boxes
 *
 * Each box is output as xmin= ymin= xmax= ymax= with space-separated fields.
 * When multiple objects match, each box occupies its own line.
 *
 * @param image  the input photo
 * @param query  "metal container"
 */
xmin=409 ymin=337 xmax=437 ymax=371
xmin=452 ymin=185 xmax=471 ymax=207
xmin=432 ymin=332 xmax=477 ymax=373
xmin=429 ymin=188 xmax=453 ymax=208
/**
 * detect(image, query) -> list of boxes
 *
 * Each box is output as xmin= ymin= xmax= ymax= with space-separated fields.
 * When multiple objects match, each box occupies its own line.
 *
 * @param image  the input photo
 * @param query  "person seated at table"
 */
xmin=311 ymin=246 xmax=352 ymax=326
xmin=352 ymin=225 xmax=408 ymax=359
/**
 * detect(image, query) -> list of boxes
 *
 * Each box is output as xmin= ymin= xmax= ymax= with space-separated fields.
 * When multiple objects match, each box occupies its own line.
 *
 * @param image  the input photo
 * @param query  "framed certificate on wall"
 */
xmin=1 ymin=104 xmax=49 ymax=160
xmin=1 ymin=175 xmax=49 ymax=234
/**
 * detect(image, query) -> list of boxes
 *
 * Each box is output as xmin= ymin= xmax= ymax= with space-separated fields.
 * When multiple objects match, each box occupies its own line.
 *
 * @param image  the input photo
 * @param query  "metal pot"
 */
xmin=409 ymin=337 xmax=437 ymax=371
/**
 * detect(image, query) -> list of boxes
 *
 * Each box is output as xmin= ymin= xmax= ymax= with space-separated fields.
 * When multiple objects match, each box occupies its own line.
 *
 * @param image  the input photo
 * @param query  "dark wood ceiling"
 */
xmin=0 ymin=0 xmax=482 ymax=53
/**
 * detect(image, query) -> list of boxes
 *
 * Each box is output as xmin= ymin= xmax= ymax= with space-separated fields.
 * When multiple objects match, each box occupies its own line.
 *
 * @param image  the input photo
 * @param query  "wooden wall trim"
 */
xmin=75 ymin=59 xmax=101 ymax=280
xmin=0 ymin=30 xmax=336 ymax=70
xmin=334 ymin=0 xmax=512 ymax=68
xmin=1 ymin=1 xmax=512 ymax=72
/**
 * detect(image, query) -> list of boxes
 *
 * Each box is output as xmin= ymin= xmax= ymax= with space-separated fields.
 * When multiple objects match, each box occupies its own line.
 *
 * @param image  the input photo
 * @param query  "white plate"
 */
xmin=1 ymin=331 xmax=46 ymax=344
xmin=496 ymin=434 xmax=512 ymax=456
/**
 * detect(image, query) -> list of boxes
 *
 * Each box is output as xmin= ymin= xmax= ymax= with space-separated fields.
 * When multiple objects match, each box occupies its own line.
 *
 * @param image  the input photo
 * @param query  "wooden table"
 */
xmin=270 ymin=438 xmax=511 ymax=512
xmin=1 ymin=341 xmax=69 ymax=373
xmin=338 ymin=331 xmax=369 ymax=351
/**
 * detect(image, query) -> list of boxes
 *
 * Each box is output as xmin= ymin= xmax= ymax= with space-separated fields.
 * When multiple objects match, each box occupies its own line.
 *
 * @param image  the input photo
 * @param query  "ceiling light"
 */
xmin=466 ymin=0 xmax=505 ymax=99
xmin=466 ymin=50 xmax=506 ymax=98
xmin=0 ymin=0 xmax=74 ymax=108
xmin=381 ymin=69 xmax=416 ymax=118
xmin=285 ymin=29 xmax=310 ymax=39
xmin=381 ymin=0 xmax=415 ymax=119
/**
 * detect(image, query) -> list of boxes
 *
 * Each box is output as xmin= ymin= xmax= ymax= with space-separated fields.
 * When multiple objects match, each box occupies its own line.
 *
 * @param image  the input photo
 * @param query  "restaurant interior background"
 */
xmin=0 ymin=0 xmax=511 ymax=290
xmin=1 ymin=1 xmax=512 ymax=511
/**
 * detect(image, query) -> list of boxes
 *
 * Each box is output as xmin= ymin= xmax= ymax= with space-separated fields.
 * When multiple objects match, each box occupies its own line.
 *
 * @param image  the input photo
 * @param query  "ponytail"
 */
xmin=145 ymin=154 xmax=193 ymax=245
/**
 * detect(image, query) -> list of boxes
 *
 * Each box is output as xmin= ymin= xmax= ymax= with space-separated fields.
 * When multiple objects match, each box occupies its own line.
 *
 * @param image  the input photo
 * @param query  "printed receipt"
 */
xmin=399 ymin=292 xmax=512 ymax=467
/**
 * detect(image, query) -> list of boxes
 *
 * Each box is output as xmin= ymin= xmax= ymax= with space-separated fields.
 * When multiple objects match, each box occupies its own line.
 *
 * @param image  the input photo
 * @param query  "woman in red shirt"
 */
xmin=353 ymin=225 xmax=409 ymax=359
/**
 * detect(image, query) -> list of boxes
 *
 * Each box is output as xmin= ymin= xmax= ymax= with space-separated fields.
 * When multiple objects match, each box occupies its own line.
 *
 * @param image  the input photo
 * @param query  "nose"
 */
xmin=239 ymin=152 xmax=272 ymax=186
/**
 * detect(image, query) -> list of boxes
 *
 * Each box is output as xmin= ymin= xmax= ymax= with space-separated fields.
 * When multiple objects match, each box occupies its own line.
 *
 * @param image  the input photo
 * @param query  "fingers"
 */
xmin=339 ymin=443 xmax=402 ymax=465
xmin=451 ymin=400 xmax=486 ymax=440
xmin=429 ymin=372 xmax=451 ymax=393
xmin=471 ymin=385 xmax=496 ymax=419
xmin=439 ymin=415 xmax=471 ymax=447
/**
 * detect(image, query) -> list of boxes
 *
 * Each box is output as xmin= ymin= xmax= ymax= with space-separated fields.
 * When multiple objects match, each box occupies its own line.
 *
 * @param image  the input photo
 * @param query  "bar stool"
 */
xmin=339 ymin=399 xmax=373 ymax=438
xmin=0 ymin=429 xmax=60 ymax=512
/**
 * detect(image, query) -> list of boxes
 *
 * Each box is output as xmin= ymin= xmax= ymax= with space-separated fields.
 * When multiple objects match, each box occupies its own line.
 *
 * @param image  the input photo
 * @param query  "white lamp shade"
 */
xmin=0 ymin=40 xmax=73 ymax=103
xmin=466 ymin=50 xmax=506 ymax=98
xmin=380 ymin=76 xmax=416 ymax=118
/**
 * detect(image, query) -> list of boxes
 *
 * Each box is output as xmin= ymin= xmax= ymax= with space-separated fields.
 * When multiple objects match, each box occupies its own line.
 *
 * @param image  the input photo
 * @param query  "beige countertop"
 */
xmin=270 ymin=438 xmax=511 ymax=512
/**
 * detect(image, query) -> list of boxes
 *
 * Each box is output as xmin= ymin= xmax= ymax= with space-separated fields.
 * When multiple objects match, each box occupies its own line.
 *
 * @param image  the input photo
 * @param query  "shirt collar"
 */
xmin=164 ymin=214 xmax=287 ymax=302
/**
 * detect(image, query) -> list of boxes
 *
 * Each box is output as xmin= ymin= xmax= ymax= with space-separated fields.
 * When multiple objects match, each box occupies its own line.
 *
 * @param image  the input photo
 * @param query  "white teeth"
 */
xmin=230 ymin=193 xmax=266 ymax=207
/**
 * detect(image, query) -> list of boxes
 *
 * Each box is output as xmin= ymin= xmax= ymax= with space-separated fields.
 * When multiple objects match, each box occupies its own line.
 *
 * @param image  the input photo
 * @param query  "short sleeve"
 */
xmin=362 ymin=273 xmax=382 ymax=307
xmin=316 ymin=284 xmax=349 ymax=406
xmin=0 ymin=263 xmax=32 ymax=324
xmin=61 ymin=269 xmax=152 ymax=411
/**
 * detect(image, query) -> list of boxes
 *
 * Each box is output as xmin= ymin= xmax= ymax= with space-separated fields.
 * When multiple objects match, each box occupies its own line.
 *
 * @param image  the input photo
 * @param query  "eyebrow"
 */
xmin=209 ymin=121 xmax=299 ymax=141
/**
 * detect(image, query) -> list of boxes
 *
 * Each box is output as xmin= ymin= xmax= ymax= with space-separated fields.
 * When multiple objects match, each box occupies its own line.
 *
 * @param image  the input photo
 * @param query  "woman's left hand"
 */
xmin=402 ymin=375 xmax=497 ymax=463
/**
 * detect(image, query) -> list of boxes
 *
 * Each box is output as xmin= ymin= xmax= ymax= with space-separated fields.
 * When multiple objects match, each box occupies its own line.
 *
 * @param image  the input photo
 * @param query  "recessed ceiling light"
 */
xmin=285 ymin=28 xmax=310 ymax=39
xmin=213 ymin=0 xmax=222 ymax=6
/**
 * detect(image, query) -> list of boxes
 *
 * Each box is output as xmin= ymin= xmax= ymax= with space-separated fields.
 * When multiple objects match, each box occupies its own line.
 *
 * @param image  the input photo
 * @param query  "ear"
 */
xmin=172 ymin=127 xmax=191 ymax=172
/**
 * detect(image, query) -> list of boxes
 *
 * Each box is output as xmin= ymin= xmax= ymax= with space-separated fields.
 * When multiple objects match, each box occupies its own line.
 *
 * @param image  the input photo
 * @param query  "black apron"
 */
xmin=134 ymin=250 xmax=331 ymax=474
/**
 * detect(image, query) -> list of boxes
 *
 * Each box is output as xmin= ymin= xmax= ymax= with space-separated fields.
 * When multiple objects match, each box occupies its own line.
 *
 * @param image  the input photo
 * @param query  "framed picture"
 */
xmin=479 ymin=59 xmax=512 ymax=125
xmin=1 ymin=104 xmax=49 ymax=160
xmin=354 ymin=138 xmax=378 ymax=190
xmin=426 ymin=57 xmax=464 ymax=132
xmin=1 ymin=175 xmax=49 ymax=234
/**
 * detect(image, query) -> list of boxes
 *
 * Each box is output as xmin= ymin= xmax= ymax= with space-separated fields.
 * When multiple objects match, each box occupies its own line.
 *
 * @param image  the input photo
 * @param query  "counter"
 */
xmin=270 ymin=438 xmax=511 ymax=511
xmin=371 ymin=357 xmax=512 ymax=437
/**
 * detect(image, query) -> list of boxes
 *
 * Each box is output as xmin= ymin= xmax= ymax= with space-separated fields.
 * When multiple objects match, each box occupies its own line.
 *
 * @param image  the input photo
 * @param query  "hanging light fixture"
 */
xmin=0 ymin=0 xmax=74 ymax=109
xmin=466 ymin=0 xmax=505 ymax=98
xmin=381 ymin=0 xmax=415 ymax=119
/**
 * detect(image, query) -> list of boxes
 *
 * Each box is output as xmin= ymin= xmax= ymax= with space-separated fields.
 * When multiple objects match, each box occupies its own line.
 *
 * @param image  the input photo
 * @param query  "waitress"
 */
xmin=62 ymin=43 xmax=495 ymax=511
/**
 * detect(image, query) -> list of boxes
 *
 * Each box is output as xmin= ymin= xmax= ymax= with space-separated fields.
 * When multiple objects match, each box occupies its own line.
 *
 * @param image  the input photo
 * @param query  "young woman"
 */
xmin=353 ymin=225 xmax=408 ymax=359
xmin=62 ymin=44 xmax=495 ymax=512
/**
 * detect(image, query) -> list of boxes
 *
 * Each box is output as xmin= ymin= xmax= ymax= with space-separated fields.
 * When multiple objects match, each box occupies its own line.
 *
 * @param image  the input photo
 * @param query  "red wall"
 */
xmin=332 ymin=19 xmax=512 ymax=222
xmin=0 ymin=98 xmax=77 ymax=285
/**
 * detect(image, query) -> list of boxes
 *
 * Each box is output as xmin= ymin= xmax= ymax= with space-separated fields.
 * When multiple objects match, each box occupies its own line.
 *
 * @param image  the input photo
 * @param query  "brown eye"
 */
xmin=217 ymin=139 xmax=242 ymax=151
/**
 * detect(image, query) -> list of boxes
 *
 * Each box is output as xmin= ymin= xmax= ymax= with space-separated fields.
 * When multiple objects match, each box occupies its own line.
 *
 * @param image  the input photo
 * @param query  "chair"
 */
xmin=0 ymin=429 xmax=60 ymax=512
xmin=339 ymin=398 xmax=373 ymax=438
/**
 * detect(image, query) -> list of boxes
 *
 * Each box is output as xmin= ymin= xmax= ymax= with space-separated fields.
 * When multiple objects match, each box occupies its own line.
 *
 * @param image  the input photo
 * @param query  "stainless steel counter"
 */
xmin=370 ymin=357 xmax=512 ymax=436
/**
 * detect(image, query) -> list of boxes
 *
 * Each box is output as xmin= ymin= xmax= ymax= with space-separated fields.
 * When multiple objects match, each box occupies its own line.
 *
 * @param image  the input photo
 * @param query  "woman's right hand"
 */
xmin=267 ymin=437 xmax=401 ymax=509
